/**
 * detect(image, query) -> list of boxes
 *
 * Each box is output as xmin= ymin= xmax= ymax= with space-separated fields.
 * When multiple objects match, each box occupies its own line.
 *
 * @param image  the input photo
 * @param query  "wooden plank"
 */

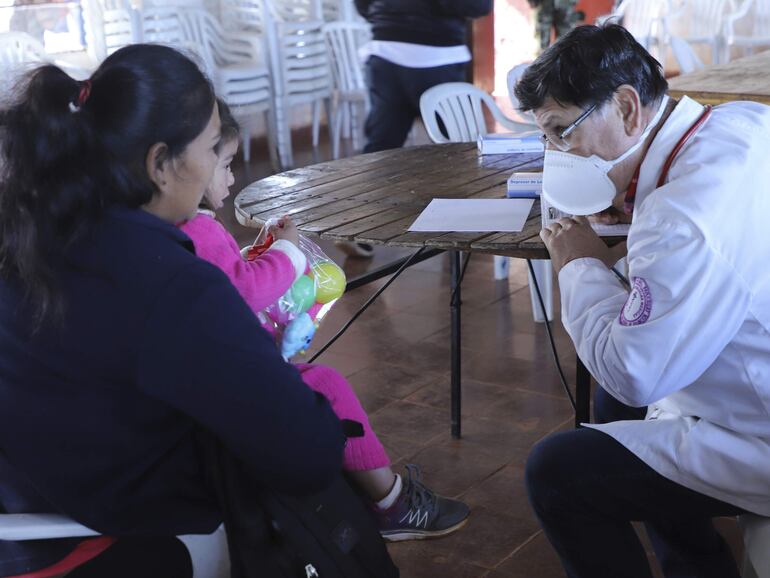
xmin=667 ymin=50 xmax=770 ymax=105
xmin=235 ymin=143 xmax=479 ymax=217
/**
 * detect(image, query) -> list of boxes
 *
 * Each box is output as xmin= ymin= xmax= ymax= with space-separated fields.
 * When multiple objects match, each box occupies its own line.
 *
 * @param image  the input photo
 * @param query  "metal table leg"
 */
xmin=450 ymin=251 xmax=462 ymax=439
xmin=575 ymin=357 xmax=592 ymax=427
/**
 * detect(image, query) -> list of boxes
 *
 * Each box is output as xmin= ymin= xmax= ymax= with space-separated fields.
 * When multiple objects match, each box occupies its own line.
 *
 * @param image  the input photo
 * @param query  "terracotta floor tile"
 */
xmin=488 ymin=531 xmax=564 ymax=578
xmin=368 ymin=400 xmax=449 ymax=444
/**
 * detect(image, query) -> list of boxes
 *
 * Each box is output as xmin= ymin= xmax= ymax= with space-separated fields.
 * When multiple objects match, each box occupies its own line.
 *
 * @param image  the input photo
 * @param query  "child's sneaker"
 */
xmin=376 ymin=464 xmax=470 ymax=542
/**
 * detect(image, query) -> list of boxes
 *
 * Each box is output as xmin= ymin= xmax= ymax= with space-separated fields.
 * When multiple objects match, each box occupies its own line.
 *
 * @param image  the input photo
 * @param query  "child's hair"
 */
xmin=216 ymin=98 xmax=240 ymax=151
xmin=0 ymin=43 xmax=215 ymax=324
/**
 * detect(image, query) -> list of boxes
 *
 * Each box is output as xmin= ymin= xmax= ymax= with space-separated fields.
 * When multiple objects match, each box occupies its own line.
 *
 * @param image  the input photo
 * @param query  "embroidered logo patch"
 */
xmin=620 ymin=277 xmax=652 ymax=326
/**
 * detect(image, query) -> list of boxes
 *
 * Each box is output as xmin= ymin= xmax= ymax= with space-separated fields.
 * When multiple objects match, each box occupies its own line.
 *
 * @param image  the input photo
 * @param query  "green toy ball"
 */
xmin=313 ymin=261 xmax=346 ymax=304
xmin=289 ymin=275 xmax=316 ymax=314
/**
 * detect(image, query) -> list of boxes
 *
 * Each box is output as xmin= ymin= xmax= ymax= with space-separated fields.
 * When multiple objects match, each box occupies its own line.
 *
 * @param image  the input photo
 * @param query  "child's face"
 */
xmin=204 ymin=139 xmax=238 ymax=210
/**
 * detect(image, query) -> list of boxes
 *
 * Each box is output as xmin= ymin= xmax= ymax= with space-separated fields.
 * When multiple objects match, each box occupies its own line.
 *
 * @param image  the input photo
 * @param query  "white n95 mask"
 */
xmin=541 ymin=95 xmax=669 ymax=216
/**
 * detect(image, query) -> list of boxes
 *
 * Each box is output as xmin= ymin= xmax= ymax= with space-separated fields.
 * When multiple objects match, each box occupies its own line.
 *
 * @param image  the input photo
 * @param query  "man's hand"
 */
xmin=541 ymin=216 xmax=626 ymax=274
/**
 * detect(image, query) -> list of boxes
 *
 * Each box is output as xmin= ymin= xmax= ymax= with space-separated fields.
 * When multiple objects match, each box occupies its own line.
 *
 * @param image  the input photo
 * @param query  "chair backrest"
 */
xmin=271 ymin=18 xmax=332 ymax=101
xmin=669 ymin=36 xmax=705 ymax=73
xmin=82 ymin=0 xmax=139 ymax=62
xmin=685 ymin=0 xmax=735 ymax=36
xmin=419 ymin=82 xmax=529 ymax=144
xmin=0 ymin=31 xmax=48 ymax=67
xmin=219 ymin=0 xmax=267 ymax=33
xmin=323 ymin=21 xmax=370 ymax=95
xmin=506 ymin=63 xmax=537 ymax=125
xmin=270 ymin=0 xmax=323 ymax=21
xmin=612 ymin=0 xmax=669 ymax=46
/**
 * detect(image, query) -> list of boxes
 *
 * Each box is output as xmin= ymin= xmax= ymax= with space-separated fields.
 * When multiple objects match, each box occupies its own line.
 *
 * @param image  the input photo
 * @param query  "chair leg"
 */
xmin=528 ymin=259 xmax=554 ymax=323
xmin=274 ymin=101 xmax=293 ymax=169
xmin=331 ymin=98 xmax=342 ymax=159
xmin=312 ymin=100 xmax=321 ymax=148
xmin=493 ymin=255 xmax=509 ymax=280
xmin=265 ymin=109 xmax=280 ymax=171
xmin=240 ymin=128 xmax=251 ymax=163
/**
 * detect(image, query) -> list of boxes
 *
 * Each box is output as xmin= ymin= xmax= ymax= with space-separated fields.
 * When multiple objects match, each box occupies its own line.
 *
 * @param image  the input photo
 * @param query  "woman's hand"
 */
xmin=270 ymin=216 xmax=300 ymax=247
xmin=541 ymin=216 xmax=621 ymax=274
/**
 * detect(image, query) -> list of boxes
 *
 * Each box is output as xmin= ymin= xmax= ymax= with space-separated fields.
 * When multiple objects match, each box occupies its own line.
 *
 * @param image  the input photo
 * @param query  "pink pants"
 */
xmin=296 ymin=363 xmax=390 ymax=471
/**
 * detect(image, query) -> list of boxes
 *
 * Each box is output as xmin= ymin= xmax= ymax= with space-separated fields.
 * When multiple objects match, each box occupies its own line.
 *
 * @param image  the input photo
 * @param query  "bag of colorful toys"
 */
xmin=245 ymin=220 xmax=346 ymax=360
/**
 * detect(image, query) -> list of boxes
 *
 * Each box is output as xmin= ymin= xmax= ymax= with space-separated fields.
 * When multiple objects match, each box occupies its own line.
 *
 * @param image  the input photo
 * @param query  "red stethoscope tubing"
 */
xmin=656 ymin=105 xmax=712 ymax=187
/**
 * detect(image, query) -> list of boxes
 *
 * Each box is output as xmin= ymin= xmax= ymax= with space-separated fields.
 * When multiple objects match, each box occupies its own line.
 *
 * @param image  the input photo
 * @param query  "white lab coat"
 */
xmin=559 ymin=96 xmax=770 ymax=515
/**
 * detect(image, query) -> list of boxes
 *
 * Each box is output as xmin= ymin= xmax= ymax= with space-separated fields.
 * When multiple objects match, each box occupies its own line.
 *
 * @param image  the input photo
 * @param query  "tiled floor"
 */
xmin=219 ymin=124 xmax=743 ymax=577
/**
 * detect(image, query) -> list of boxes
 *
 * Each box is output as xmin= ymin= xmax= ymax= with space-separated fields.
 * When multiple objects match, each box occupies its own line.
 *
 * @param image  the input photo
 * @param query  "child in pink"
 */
xmin=180 ymin=100 xmax=469 ymax=541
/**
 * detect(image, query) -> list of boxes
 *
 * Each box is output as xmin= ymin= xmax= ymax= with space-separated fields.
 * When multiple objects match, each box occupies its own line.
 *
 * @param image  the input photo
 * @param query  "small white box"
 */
xmin=477 ymin=132 xmax=544 ymax=155
xmin=507 ymin=172 xmax=542 ymax=198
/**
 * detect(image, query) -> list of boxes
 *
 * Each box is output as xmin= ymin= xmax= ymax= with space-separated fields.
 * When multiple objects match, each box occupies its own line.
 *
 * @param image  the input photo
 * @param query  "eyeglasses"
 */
xmin=540 ymin=104 xmax=597 ymax=151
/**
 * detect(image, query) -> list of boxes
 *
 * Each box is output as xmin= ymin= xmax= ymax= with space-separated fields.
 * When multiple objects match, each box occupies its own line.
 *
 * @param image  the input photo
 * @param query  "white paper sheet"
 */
xmin=408 ymin=198 xmax=535 ymax=233
xmin=591 ymin=223 xmax=631 ymax=237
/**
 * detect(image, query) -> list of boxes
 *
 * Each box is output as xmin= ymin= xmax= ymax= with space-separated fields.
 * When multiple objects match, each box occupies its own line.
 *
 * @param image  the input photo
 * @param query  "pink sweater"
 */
xmin=180 ymin=212 xmax=306 ymax=317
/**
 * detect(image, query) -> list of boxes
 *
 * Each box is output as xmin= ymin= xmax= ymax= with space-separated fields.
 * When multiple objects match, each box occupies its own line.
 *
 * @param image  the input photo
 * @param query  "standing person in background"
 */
xmin=354 ymin=0 xmax=492 ymax=154
xmin=528 ymin=0 xmax=583 ymax=50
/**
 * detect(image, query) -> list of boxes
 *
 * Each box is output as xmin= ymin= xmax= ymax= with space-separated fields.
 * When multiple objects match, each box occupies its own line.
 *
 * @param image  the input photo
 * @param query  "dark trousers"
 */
xmin=525 ymin=387 xmax=744 ymax=578
xmin=363 ymin=56 xmax=466 ymax=153
xmin=67 ymin=537 xmax=192 ymax=578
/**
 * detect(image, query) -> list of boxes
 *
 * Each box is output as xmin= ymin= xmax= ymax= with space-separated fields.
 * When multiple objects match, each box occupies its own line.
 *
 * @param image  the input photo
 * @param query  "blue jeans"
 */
xmin=525 ymin=387 xmax=744 ymax=578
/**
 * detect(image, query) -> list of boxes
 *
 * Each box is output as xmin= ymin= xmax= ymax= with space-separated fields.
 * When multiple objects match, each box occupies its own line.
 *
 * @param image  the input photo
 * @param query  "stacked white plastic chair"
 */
xmin=664 ymin=0 xmax=736 ymax=64
xmin=221 ymin=0 xmax=334 ymax=169
xmin=323 ymin=21 xmax=371 ymax=158
xmin=141 ymin=6 xmax=276 ymax=166
xmin=82 ymin=0 xmax=140 ymax=63
xmin=724 ymin=0 xmax=770 ymax=59
xmin=419 ymin=82 xmax=553 ymax=322
xmin=0 ymin=512 xmax=229 ymax=578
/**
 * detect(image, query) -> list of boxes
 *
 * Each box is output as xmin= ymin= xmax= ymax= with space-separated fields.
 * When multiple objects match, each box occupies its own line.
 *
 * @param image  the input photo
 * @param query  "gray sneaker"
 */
xmin=376 ymin=464 xmax=470 ymax=542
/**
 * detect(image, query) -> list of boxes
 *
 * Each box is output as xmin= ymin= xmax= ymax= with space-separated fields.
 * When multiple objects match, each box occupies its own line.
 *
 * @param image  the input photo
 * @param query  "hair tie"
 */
xmin=69 ymin=80 xmax=92 ymax=112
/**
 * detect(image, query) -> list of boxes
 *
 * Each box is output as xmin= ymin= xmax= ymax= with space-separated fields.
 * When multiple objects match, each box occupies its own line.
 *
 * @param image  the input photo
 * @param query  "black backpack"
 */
xmin=196 ymin=425 xmax=400 ymax=578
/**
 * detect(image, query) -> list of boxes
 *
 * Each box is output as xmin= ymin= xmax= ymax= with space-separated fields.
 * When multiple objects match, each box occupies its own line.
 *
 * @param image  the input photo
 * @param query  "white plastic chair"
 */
xmin=506 ymin=63 xmax=538 ymax=126
xmin=0 ymin=513 xmax=229 ymax=578
xmin=140 ymin=7 xmax=277 ymax=166
xmin=740 ymin=514 xmax=770 ymax=578
xmin=323 ymin=21 xmax=371 ymax=158
xmin=82 ymin=0 xmax=141 ymax=63
xmin=669 ymin=35 xmax=706 ymax=73
xmin=724 ymin=0 xmax=770 ymax=59
xmin=0 ymin=31 xmax=90 ymax=98
xmin=597 ymin=0 xmax=670 ymax=64
xmin=419 ymin=82 xmax=553 ymax=322
xmin=665 ymin=0 xmax=736 ymax=64
xmin=220 ymin=0 xmax=335 ymax=169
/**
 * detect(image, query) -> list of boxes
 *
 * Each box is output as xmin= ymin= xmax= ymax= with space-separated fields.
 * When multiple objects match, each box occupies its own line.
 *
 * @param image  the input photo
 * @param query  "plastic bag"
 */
xmin=246 ymin=220 xmax=346 ymax=360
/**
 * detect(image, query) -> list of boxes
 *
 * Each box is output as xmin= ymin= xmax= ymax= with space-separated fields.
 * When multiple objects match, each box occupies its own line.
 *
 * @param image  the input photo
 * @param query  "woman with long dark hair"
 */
xmin=0 ymin=44 xmax=345 ymax=577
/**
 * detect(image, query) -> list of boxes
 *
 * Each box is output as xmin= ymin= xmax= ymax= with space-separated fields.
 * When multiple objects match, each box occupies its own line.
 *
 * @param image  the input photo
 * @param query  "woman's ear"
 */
xmin=145 ymin=142 xmax=170 ymax=193
xmin=615 ymin=85 xmax=642 ymax=137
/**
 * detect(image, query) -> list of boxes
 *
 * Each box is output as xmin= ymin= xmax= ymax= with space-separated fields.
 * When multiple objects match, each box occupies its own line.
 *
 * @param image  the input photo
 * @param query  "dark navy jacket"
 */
xmin=0 ymin=207 xmax=345 ymax=575
xmin=354 ymin=0 xmax=492 ymax=47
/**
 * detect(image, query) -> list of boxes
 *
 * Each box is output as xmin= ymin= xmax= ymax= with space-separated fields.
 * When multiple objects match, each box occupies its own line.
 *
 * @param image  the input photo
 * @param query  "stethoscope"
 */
xmin=614 ymin=103 xmax=714 ymax=286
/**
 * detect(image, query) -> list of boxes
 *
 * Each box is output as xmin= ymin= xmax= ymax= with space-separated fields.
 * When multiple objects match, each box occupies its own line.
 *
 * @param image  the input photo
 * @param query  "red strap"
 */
xmin=623 ymin=105 xmax=712 ymax=214
xmin=246 ymin=232 xmax=274 ymax=261
xmin=8 ymin=536 xmax=115 ymax=578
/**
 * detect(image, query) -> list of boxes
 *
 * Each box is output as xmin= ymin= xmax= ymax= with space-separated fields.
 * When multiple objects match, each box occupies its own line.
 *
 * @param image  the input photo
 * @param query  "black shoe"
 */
xmin=376 ymin=464 xmax=470 ymax=542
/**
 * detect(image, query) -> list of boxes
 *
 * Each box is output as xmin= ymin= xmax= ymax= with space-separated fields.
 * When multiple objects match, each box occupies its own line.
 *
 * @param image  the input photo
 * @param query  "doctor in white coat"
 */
xmin=515 ymin=24 xmax=770 ymax=578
